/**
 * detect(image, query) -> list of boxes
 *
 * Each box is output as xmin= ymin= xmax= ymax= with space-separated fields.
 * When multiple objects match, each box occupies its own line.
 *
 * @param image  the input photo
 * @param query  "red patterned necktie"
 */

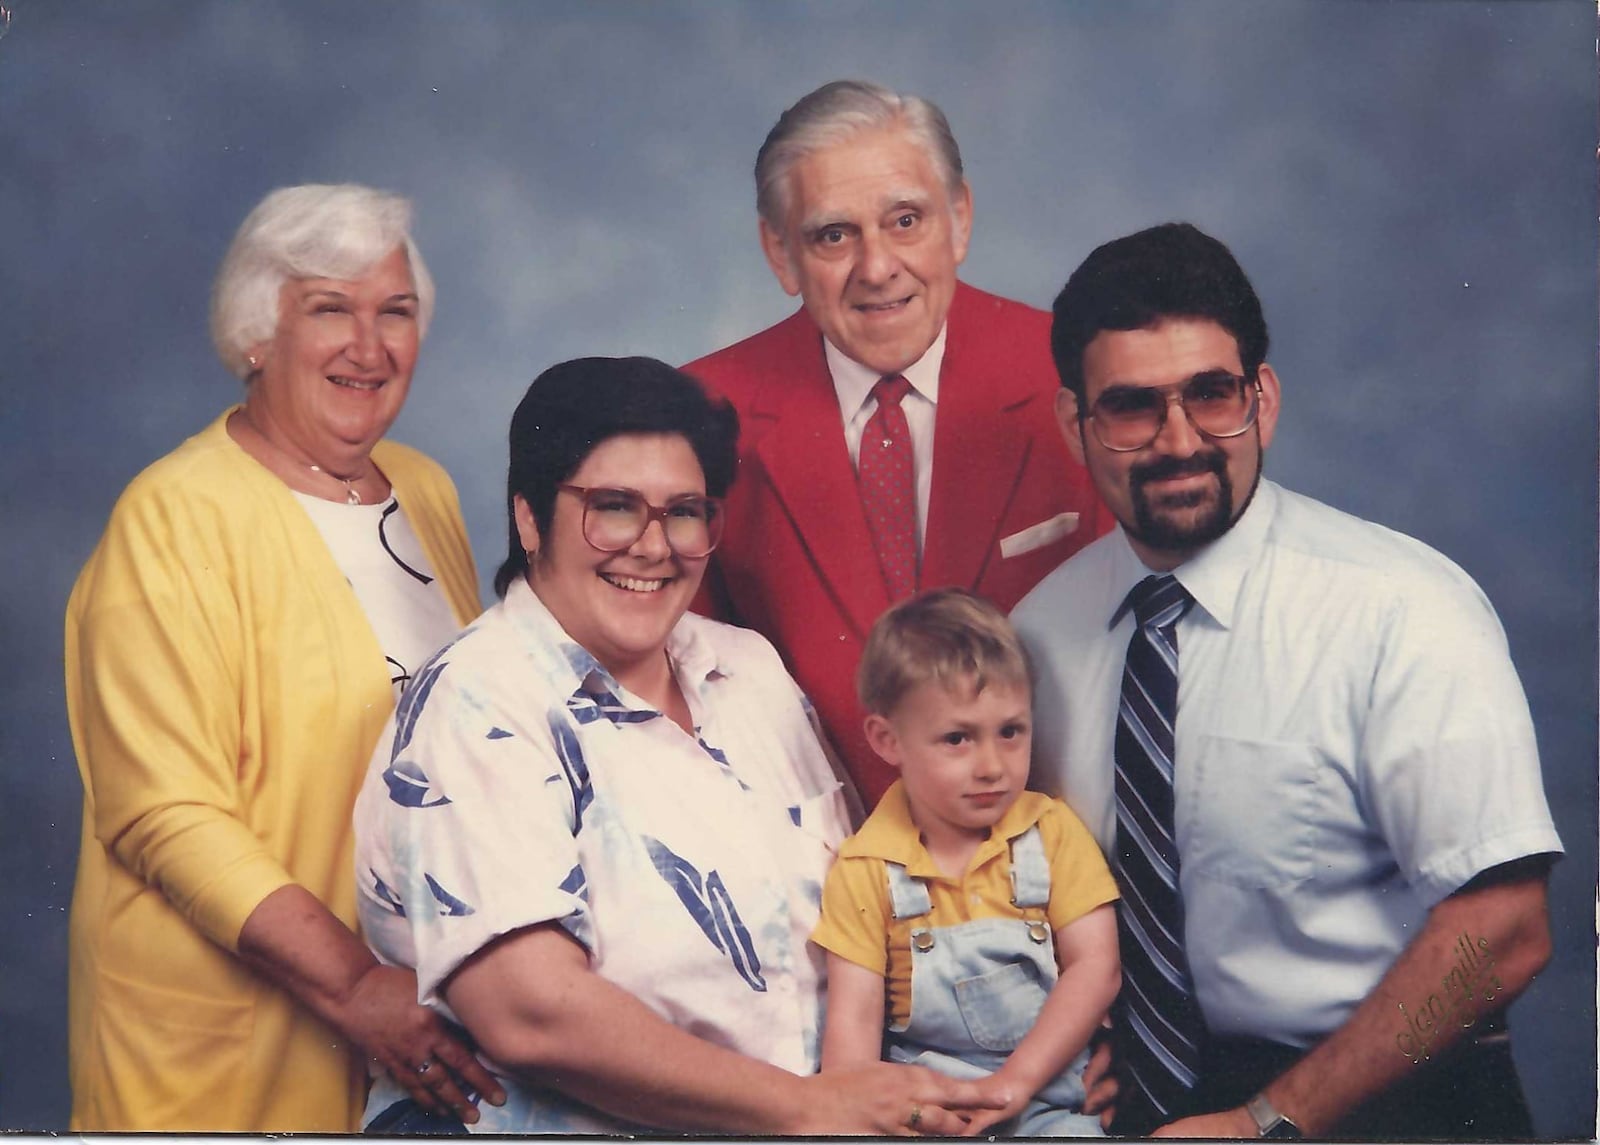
xmin=858 ymin=374 xmax=917 ymax=600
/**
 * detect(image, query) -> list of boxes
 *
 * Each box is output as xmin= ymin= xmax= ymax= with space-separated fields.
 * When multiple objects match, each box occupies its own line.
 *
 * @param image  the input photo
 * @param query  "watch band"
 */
xmin=1245 ymin=1092 xmax=1304 ymax=1139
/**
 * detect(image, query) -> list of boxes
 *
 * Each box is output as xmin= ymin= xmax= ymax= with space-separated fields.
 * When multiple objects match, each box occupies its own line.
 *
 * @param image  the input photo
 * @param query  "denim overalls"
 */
xmin=883 ymin=825 xmax=1103 ymax=1137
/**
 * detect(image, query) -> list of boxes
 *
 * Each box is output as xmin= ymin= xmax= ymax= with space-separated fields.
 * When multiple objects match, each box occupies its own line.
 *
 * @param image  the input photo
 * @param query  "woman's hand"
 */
xmin=792 ymin=1061 xmax=1010 ymax=1136
xmin=958 ymin=1069 xmax=1030 ymax=1136
xmin=236 ymin=884 xmax=505 ymax=1125
xmin=447 ymin=924 xmax=1009 ymax=1134
xmin=336 ymin=963 xmax=506 ymax=1125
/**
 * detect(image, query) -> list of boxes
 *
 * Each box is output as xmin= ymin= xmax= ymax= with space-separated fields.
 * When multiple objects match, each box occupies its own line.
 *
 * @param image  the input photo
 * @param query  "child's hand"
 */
xmin=959 ymin=1071 xmax=1029 ymax=1136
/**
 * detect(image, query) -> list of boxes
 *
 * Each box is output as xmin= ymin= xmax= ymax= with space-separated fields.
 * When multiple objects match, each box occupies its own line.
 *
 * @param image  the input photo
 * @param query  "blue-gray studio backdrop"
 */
xmin=0 ymin=0 xmax=1593 ymax=1134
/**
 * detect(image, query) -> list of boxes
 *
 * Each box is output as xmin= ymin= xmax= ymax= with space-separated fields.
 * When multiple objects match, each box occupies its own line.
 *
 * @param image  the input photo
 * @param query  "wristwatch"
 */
xmin=1245 ymin=1093 xmax=1303 ymax=1139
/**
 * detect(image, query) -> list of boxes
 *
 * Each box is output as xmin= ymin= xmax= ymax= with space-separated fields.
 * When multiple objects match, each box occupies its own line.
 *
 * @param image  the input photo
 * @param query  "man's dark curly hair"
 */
xmin=1050 ymin=222 xmax=1269 ymax=403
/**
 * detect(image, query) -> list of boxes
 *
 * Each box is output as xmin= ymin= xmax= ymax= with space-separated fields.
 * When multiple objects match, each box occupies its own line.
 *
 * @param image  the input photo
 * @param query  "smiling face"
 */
xmin=1059 ymin=317 xmax=1281 ymax=571
xmin=866 ymin=675 xmax=1032 ymax=854
xmin=759 ymin=126 xmax=972 ymax=376
xmin=246 ymin=245 xmax=420 ymax=466
xmin=516 ymin=433 xmax=710 ymax=690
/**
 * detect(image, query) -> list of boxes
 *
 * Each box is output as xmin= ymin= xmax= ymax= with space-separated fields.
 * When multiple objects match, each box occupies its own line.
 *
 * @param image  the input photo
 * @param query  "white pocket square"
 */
xmin=1000 ymin=512 xmax=1079 ymax=559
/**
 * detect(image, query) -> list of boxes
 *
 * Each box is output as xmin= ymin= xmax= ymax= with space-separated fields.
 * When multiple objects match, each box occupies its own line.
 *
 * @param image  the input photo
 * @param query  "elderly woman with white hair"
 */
xmin=64 ymin=183 xmax=502 ymax=1132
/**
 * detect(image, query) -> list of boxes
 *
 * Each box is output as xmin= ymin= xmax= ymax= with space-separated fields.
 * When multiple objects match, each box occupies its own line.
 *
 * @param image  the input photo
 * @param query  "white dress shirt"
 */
xmin=354 ymin=579 xmax=852 ymax=1132
xmin=1012 ymin=479 xmax=1562 ymax=1047
xmin=826 ymin=325 xmax=946 ymax=553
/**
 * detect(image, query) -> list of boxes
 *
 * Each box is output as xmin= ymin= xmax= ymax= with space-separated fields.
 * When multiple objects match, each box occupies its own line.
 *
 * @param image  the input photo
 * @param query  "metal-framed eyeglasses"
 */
xmin=557 ymin=484 xmax=726 ymax=558
xmin=1083 ymin=371 xmax=1263 ymax=453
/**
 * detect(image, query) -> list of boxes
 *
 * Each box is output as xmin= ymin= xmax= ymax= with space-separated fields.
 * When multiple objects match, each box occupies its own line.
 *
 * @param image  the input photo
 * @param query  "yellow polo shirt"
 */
xmin=812 ymin=782 xmax=1118 ymax=1026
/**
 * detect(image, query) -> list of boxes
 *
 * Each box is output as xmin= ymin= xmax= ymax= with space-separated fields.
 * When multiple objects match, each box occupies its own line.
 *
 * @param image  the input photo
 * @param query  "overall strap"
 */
xmin=1008 ymin=824 xmax=1051 ymax=908
xmin=885 ymin=860 xmax=934 ymax=920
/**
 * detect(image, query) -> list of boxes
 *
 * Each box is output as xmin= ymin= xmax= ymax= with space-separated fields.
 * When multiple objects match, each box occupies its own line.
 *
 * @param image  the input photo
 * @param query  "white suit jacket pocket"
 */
xmin=999 ymin=512 xmax=1079 ymax=559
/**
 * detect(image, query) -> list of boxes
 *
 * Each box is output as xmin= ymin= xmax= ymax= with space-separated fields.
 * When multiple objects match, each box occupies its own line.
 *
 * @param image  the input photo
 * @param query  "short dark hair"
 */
xmin=492 ymin=357 xmax=740 ymax=597
xmin=1050 ymin=222 xmax=1269 ymax=403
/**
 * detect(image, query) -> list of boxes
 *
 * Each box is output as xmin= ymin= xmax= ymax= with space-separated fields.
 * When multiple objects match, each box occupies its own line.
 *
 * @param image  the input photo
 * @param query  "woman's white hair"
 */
xmin=209 ymin=183 xmax=435 ymax=379
xmin=754 ymin=79 xmax=966 ymax=229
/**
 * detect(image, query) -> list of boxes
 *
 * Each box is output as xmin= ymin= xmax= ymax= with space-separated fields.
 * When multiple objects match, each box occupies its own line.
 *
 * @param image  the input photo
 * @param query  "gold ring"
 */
xmin=908 ymin=1103 xmax=923 ymax=1130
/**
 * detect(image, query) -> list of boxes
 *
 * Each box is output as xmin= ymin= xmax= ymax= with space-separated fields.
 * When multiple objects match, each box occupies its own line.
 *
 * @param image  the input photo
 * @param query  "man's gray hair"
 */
xmin=209 ymin=183 xmax=435 ymax=379
xmin=755 ymin=79 xmax=965 ymax=229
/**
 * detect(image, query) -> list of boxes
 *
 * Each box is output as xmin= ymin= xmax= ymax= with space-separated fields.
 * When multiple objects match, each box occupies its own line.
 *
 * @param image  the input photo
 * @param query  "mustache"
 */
xmin=1130 ymin=451 xmax=1226 ymax=488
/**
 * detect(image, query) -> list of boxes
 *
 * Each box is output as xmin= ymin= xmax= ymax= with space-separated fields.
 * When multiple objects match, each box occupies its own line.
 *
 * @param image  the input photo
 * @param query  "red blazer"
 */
xmin=685 ymin=282 xmax=1109 ymax=805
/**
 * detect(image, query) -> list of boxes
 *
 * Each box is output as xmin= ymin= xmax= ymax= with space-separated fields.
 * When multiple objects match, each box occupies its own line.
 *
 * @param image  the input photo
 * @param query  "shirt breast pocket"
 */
xmin=1181 ymin=735 xmax=1323 ymax=890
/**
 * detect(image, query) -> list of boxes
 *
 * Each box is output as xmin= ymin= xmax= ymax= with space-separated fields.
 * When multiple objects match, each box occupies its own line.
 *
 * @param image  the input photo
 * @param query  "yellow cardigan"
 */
xmin=64 ymin=410 xmax=480 ymax=1132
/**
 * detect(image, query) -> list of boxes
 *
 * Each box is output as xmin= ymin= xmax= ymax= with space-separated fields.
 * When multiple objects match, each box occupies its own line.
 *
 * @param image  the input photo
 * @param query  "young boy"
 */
xmin=811 ymin=588 xmax=1120 ymax=1136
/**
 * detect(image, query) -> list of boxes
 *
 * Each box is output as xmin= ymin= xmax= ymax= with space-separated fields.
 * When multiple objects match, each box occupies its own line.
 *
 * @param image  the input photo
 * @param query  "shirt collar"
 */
xmin=1105 ymin=478 xmax=1280 ymax=632
xmin=664 ymin=612 xmax=733 ymax=702
xmin=825 ymin=323 xmax=948 ymax=426
xmin=841 ymin=779 xmax=1051 ymax=881
xmin=501 ymin=577 xmax=733 ymax=713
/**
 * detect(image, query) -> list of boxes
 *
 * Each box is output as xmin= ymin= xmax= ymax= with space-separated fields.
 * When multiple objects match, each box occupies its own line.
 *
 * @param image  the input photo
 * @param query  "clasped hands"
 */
xmin=806 ymin=1038 xmax=1119 ymax=1137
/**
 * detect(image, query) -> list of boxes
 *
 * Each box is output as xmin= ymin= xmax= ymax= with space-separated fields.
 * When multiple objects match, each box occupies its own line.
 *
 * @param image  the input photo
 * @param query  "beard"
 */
xmin=1126 ymin=442 xmax=1260 ymax=555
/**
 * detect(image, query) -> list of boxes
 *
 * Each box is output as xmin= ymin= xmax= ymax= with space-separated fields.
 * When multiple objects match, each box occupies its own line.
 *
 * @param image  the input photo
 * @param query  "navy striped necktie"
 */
xmin=1111 ymin=573 xmax=1206 ymax=1135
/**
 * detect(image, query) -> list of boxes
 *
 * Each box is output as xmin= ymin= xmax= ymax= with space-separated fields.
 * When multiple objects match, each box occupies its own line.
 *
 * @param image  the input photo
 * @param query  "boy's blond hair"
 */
xmin=857 ymin=587 xmax=1033 ymax=717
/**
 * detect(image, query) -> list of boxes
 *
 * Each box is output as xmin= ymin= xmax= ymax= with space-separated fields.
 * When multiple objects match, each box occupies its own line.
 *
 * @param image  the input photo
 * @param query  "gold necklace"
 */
xmin=307 ymin=464 xmax=364 ymax=505
xmin=238 ymin=409 xmax=367 ymax=505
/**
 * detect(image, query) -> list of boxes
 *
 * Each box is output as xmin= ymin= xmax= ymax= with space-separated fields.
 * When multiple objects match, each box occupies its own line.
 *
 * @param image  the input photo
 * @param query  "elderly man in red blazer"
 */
xmin=687 ymin=80 xmax=1107 ymax=805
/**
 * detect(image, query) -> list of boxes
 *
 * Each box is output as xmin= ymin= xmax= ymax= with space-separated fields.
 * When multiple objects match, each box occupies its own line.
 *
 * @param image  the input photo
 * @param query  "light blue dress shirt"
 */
xmin=1012 ymin=479 xmax=1562 ymax=1047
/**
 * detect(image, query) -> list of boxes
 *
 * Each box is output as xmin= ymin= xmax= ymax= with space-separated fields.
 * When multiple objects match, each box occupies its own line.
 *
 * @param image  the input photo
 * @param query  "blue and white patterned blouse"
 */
xmin=352 ymin=577 xmax=853 ymax=1133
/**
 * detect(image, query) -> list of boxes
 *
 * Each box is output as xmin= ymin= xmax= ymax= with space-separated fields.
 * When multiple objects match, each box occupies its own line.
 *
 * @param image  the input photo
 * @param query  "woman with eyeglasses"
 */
xmin=352 ymin=356 xmax=1000 ymax=1135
